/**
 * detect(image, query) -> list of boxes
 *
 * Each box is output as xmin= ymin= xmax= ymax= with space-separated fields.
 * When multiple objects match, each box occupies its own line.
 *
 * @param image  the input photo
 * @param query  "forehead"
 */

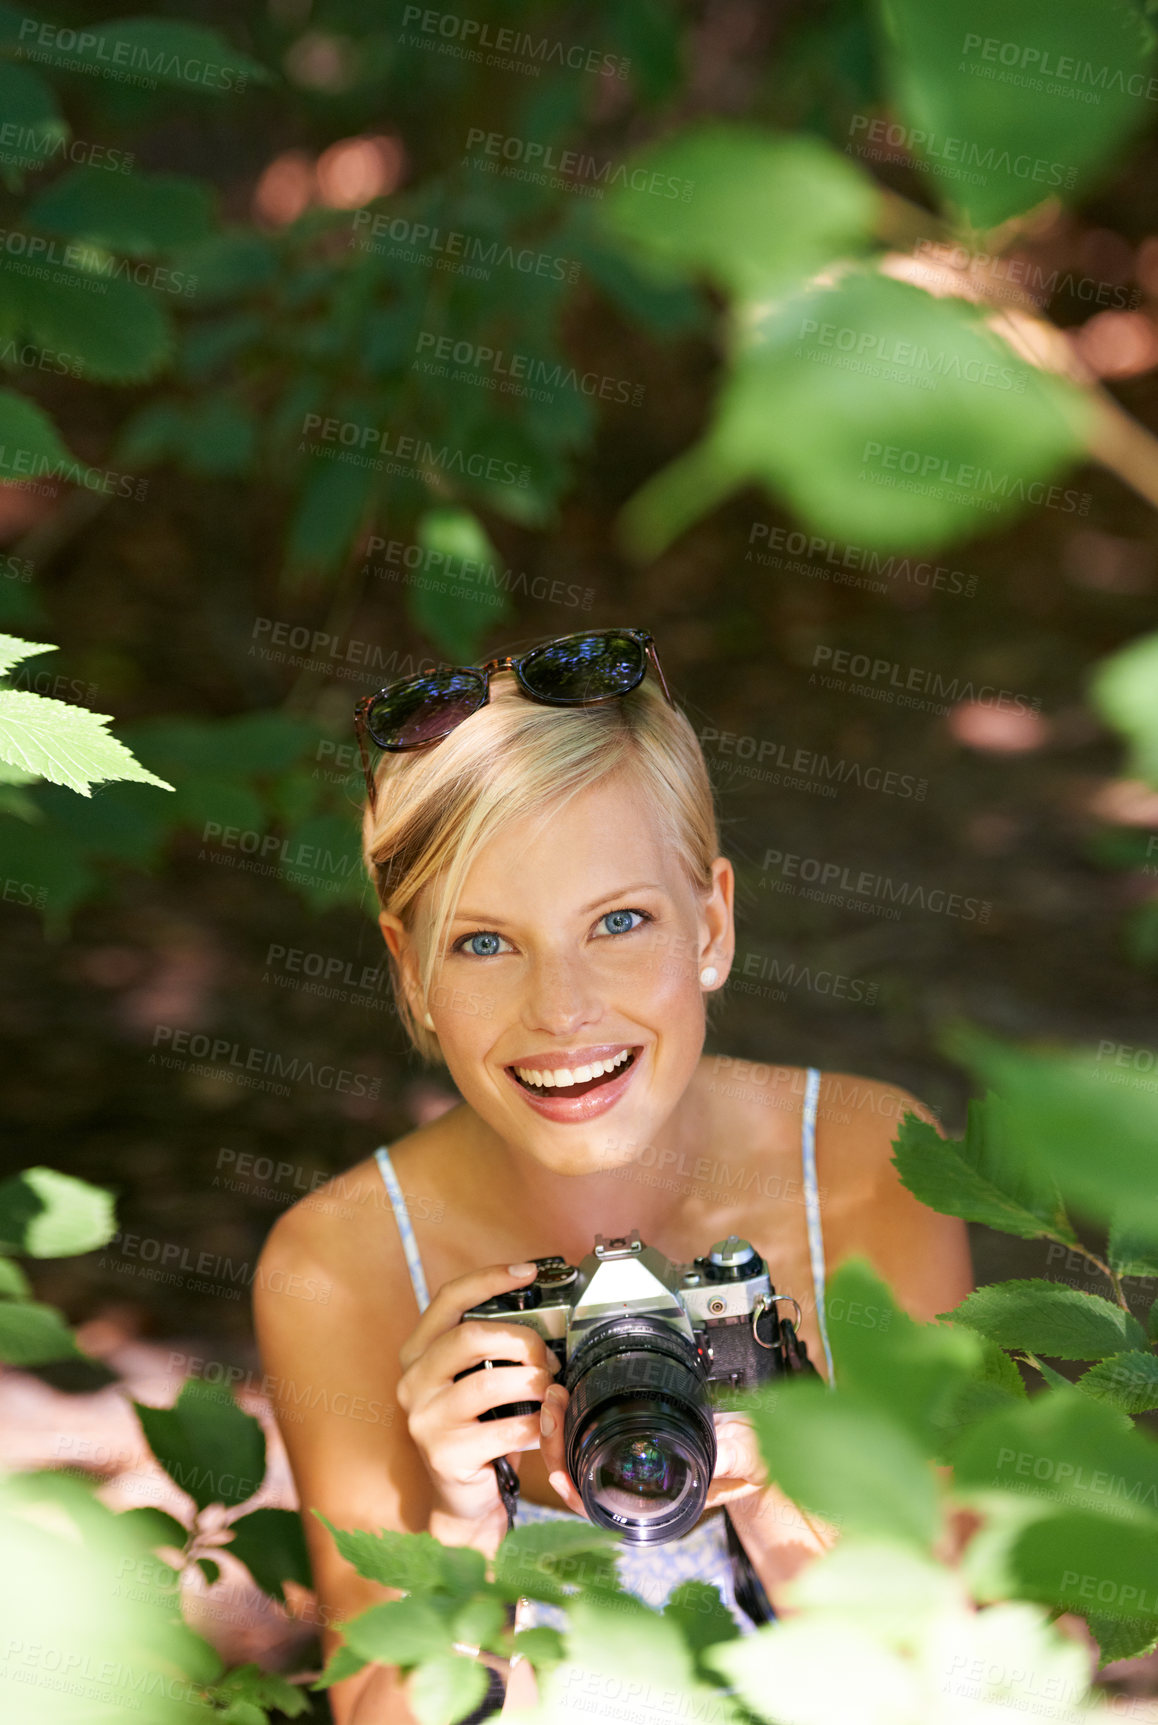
xmin=455 ymin=774 xmax=682 ymax=918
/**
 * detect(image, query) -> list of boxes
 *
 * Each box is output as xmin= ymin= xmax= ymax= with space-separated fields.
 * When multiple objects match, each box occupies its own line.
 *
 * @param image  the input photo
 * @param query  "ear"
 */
xmin=378 ymin=910 xmax=423 ymax=1022
xmin=700 ymin=856 xmax=735 ymax=983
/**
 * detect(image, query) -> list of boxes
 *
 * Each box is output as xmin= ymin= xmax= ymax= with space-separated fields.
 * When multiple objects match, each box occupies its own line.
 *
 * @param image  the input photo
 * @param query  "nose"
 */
xmin=520 ymin=949 xmax=603 ymax=1040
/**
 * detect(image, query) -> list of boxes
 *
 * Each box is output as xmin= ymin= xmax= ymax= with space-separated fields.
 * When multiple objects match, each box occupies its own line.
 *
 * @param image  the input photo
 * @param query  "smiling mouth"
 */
xmin=509 ymin=1049 xmax=639 ymax=1099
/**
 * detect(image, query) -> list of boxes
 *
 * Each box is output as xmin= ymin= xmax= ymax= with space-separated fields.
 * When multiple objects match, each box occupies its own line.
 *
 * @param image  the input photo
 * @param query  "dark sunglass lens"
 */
xmin=520 ymin=631 xmax=645 ymax=702
xmin=366 ymin=671 xmax=485 ymax=748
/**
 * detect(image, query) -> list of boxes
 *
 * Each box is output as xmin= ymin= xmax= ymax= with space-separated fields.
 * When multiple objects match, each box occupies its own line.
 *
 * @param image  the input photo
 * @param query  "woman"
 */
xmin=254 ymin=627 xmax=973 ymax=1722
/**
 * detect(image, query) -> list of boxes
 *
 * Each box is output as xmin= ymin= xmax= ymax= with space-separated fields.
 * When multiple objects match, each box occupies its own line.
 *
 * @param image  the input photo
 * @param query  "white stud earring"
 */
xmin=700 ymin=966 xmax=718 ymax=987
xmin=422 ymin=1009 xmax=435 ymax=1029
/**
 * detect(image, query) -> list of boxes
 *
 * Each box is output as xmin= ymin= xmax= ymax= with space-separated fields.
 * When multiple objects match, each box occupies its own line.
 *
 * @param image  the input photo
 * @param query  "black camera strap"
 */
xmin=492 ymin=1454 xmax=521 ymax=1535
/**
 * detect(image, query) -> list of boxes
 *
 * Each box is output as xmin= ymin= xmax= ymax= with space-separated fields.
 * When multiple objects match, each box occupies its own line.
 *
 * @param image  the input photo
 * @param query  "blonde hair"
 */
xmin=361 ymin=670 xmax=722 ymax=1065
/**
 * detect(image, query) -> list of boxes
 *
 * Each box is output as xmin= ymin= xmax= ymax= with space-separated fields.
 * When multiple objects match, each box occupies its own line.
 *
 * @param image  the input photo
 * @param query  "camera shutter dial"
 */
xmin=707 ymin=1235 xmax=760 ymax=1279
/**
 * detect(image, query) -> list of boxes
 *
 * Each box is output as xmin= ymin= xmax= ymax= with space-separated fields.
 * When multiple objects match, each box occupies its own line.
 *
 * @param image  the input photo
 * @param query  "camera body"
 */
xmin=461 ymin=1228 xmax=812 ymax=1544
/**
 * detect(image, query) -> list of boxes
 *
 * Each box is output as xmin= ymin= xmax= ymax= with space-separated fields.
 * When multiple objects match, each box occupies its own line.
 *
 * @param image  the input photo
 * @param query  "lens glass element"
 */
xmin=590 ymin=1431 xmax=691 ymax=1520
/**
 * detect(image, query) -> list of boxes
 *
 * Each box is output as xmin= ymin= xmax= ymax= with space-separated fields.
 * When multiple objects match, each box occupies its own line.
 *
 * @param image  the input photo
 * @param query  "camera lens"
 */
xmin=563 ymin=1319 xmax=715 ymax=1546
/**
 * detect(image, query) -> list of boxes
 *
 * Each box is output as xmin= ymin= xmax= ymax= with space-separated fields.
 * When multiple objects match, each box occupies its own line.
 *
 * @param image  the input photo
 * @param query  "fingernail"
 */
xmin=508 ymin=1262 xmax=536 ymax=1277
xmin=540 ymin=1402 xmax=557 ymax=1438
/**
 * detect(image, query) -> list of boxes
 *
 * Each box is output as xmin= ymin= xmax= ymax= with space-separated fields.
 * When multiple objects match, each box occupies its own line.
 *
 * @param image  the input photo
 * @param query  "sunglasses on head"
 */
xmin=353 ymin=626 xmax=674 ymax=812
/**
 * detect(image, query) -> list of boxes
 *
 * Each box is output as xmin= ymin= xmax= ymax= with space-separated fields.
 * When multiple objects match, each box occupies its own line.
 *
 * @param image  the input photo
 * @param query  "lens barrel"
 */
xmin=563 ymin=1318 xmax=716 ymax=1546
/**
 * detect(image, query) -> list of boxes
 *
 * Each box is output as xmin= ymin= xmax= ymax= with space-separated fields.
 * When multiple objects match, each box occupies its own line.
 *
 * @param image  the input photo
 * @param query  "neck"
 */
xmin=457 ymin=1071 xmax=713 ymax=1264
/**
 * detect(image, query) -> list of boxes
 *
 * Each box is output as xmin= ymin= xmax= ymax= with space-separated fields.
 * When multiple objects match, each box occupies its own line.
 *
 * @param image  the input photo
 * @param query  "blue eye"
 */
xmin=452 ymin=908 xmax=653 ymax=957
xmin=457 ymin=931 xmax=509 ymax=958
xmin=600 ymin=908 xmax=650 ymax=936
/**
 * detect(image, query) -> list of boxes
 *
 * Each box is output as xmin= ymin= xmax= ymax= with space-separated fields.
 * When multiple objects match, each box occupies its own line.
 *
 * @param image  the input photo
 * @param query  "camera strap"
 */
xmin=492 ymin=1454 xmax=521 ymax=1535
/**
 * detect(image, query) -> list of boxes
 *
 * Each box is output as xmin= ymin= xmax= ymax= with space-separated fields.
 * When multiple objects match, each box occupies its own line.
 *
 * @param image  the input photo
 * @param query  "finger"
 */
xmin=429 ymin=1411 xmax=547 ymax=1482
xmin=399 ymin=1261 xmax=541 ymax=1368
xmin=402 ymin=1320 xmax=559 ymax=1416
xmin=537 ymin=1382 xmax=568 ymax=1477
xmin=540 ymin=1385 xmax=586 ymax=1517
xmin=434 ymin=1362 xmax=557 ymax=1428
xmin=712 ymin=1413 xmax=767 ymax=1487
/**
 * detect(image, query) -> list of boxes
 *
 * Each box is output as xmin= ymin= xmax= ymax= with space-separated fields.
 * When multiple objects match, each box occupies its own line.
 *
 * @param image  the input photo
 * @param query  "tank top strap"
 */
xmin=374 ymin=1145 xmax=430 ymax=1313
xmin=801 ymin=1068 xmax=836 ymax=1386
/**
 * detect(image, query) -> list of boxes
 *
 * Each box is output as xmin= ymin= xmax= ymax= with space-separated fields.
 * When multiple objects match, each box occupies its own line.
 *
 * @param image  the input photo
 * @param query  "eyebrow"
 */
xmin=451 ymin=883 xmax=670 ymax=925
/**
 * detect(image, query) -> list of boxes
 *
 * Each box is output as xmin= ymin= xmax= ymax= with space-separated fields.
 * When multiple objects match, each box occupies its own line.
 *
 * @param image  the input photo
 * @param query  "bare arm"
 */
xmin=253 ymin=1188 xmax=558 ymax=1723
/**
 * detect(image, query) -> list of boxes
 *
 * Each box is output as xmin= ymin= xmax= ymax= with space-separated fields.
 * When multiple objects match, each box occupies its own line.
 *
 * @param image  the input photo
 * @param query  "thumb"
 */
xmin=713 ymin=1413 xmax=766 ymax=1485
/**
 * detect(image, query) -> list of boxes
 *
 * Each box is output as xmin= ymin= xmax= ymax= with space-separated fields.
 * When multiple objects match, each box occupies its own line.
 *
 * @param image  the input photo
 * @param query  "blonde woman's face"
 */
xmin=394 ymin=770 xmax=734 ymax=1176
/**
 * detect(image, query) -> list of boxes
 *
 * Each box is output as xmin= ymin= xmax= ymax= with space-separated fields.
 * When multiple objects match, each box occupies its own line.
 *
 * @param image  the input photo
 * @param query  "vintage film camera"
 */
xmin=460 ymin=1229 xmax=814 ymax=1545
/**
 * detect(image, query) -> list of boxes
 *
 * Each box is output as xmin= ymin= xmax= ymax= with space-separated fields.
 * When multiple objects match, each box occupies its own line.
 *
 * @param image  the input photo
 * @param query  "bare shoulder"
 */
xmin=816 ymin=1069 xmax=941 ymax=1181
xmin=812 ymin=1068 xmax=972 ymax=1322
xmin=254 ymin=1118 xmax=447 ymax=1304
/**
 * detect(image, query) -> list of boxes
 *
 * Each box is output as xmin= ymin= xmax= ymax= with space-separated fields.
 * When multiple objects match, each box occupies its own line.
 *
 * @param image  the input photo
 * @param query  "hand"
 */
xmin=395 ymin=1262 xmax=562 ymax=1536
xmin=537 ymin=1390 xmax=768 ymax=1519
xmin=703 ymin=1411 xmax=769 ymax=1511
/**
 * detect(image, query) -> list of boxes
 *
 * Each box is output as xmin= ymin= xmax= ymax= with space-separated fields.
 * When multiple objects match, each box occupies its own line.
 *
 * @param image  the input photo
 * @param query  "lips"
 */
xmin=511 ymin=1050 xmax=636 ymax=1098
xmin=505 ymin=1046 xmax=644 ymax=1121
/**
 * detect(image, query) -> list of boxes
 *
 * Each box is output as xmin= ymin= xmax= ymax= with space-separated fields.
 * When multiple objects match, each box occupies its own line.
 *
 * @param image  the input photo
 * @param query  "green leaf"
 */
xmin=195 ymin=1556 xmax=221 ymax=1586
xmin=1022 ymin=1353 xmax=1074 ymax=1391
xmin=777 ymin=1535 xmax=959 ymax=1641
xmin=951 ymin=1381 xmax=1158 ymax=1529
xmin=0 ymin=1256 xmax=31 ymax=1298
xmin=218 ymin=1702 xmax=265 ymax=1725
xmin=168 ymin=230 xmax=277 ymax=304
xmin=343 ymin=1596 xmax=455 ymax=1666
xmin=508 ymin=1625 xmax=564 ymax=1670
xmin=492 ymin=1518 xmax=622 ymax=1605
xmin=1007 ymin=1509 xmax=1158 ymax=1619
xmin=947 ymin=1027 xmax=1158 ymax=1235
xmin=823 ymin=1256 xmax=986 ymax=1452
xmin=0 ymin=393 xmax=97 ymax=485
xmin=411 ymin=506 xmax=512 ymax=662
xmin=214 ymin=1662 xmax=309 ymax=1717
xmin=622 ymin=273 xmax=1090 ymax=558
xmin=0 ymin=633 xmax=57 ymax=678
xmin=286 ymin=453 xmax=378 ymax=579
xmin=450 ymin=1594 xmax=507 ymax=1652
xmin=1085 ymin=1612 xmax=1158 ymax=1668
xmin=134 ymin=1379 xmax=266 ymax=1512
xmin=1076 ymin=1352 xmax=1158 ymax=1415
xmin=0 ymin=63 xmax=66 ymax=170
xmin=0 ymin=687 xmax=175 ymax=796
xmin=0 ymin=267 xmax=173 ymax=383
xmin=1090 ymin=630 xmax=1158 ymax=788
xmin=0 ymin=1299 xmax=81 ymax=1364
xmin=51 ymin=19 xmax=273 ymax=92
xmin=749 ymin=1377 xmax=942 ymax=1548
xmin=0 ymin=1469 xmax=223 ymax=1725
xmin=890 ymin=1100 xmax=1078 ymax=1245
xmin=0 ymin=1165 xmax=116 ymax=1256
xmin=1150 ymin=1298 xmax=1158 ymax=1343
xmin=312 ymin=1642 xmax=368 ymax=1690
xmin=226 ymin=1506 xmax=311 ymax=1602
xmin=316 ymin=1515 xmax=484 ymax=1595
xmin=602 ymin=124 xmax=879 ymax=299
xmin=662 ymin=1581 xmax=740 ymax=1659
xmin=275 ymin=811 xmax=362 ymax=911
xmin=875 ymin=0 xmax=1156 ymax=226
xmin=180 ymin=398 xmax=255 ymax=476
xmin=943 ymin=1279 xmax=1147 ymax=1360
xmin=406 ymin=1654 xmax=489 ymax=1725
xmin=0 ymin=808 xmax=100 ymax=932
xmin=114 ymin=1506 xmax=188 ymax=1553
xmin=27 ymin=168 xmax=215 ymax=255
xmin=1107 ymin=1210 xmax=1158 ymax=1278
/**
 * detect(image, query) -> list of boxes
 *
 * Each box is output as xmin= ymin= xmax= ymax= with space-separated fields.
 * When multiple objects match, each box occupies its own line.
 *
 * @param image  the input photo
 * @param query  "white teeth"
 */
xmin=514 ymin=1048 xmax=632 ymax=1090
